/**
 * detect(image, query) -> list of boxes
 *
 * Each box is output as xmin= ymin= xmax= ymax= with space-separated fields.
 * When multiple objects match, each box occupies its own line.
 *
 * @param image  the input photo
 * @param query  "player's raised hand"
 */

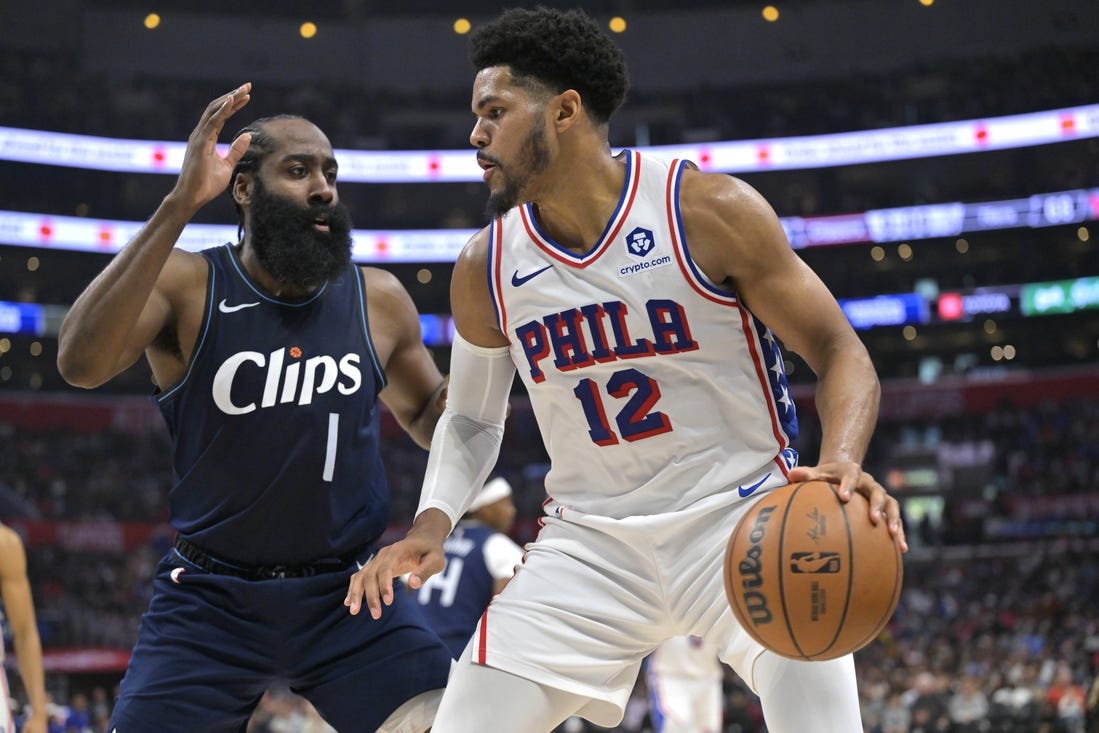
xmin=345 ymin=509 xmax=452 ymax=619
xmin=169 ymin=82 xmax=253 ymax=214
xmin=788 ymin=463 xmax=908 ymax=552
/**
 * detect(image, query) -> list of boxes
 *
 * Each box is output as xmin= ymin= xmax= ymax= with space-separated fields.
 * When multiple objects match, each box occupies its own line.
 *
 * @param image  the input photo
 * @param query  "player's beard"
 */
xmin=249 ymin=179 xmax=354 ymax=292
xmin=483 ymin=116 xmax=550 ymax=220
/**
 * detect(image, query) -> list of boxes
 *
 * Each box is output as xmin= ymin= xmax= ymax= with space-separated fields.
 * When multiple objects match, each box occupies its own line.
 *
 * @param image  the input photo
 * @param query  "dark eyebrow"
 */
xmin=474 ymin=94 xmax=503 ymax=111
xmin=280 ymin=153 xmax=338 ymax=169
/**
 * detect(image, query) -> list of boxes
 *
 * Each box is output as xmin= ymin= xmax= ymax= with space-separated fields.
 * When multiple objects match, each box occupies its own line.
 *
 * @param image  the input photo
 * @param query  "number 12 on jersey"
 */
xmin=572 ymin=367 xmax=672 ymax=446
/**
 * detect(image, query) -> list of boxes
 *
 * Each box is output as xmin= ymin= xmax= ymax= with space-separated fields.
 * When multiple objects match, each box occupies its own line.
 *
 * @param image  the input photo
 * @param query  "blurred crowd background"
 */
xmin=1 ymin=0 xmax=1098 ymax=731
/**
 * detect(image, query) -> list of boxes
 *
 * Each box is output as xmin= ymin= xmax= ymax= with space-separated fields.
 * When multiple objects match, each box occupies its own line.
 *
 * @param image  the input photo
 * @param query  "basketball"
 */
xmin=723 ymin=480 xmax=903 ymax=661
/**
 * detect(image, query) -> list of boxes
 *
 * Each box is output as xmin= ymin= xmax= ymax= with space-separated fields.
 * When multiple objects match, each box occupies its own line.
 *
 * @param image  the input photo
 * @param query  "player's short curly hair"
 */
xmin=469 ymin=6 xmax=629 ymax=125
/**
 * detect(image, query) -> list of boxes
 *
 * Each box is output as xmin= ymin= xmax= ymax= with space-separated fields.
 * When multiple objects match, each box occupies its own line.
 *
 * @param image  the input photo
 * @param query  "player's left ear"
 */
xmin=553 ymin=89 xmax=583 ymax=133
xmin=233 ymin=171 xmax=254 ymax=207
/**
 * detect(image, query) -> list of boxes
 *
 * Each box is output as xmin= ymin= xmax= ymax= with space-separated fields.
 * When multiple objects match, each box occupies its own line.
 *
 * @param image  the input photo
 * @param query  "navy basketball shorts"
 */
xmin=109 ymin=551 xmax=452 ymax=732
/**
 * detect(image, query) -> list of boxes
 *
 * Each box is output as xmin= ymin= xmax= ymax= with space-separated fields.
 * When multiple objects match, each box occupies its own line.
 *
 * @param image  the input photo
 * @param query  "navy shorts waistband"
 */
xmin=173 ymin=536 xmax=361 ymax=580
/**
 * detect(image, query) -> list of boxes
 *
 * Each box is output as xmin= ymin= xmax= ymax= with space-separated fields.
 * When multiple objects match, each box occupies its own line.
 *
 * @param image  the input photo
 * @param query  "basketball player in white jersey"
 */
xmin=0 ymin=524 xmax=47 ymax=733
xmin=346 ymin=7 xmax=908 ymax=732
xmin=646 ymin=636 xmax=725 ymax=733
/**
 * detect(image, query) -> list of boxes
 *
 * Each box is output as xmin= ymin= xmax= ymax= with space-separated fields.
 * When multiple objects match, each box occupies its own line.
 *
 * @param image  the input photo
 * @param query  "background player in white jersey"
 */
xmin=411 ymin=476 xmax=524 ymax=657
xmin=646 ymin=636 xmax=724 ymax=733
xmin=347 ymin=7 xmax=908 ymax=732
xmin=0 ymin=524 xmax=47 ymax=733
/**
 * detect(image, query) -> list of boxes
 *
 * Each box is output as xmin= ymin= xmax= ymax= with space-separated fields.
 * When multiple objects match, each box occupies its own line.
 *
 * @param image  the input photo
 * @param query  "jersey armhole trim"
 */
xmin=353 ymin=266 xmax=388 ymax=392
xmin=666 ymin=159 xmax=738 ymax=306
xmin=488 ymin=218 xmax=507 ymax=334
xmin=156 ymin=254 xmax=216 ymax=405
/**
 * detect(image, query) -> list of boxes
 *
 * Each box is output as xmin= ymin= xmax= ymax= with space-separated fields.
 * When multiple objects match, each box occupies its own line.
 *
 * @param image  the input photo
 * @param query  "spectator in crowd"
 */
xmin=905 ymin=671 xmax=951 ymax=733
xmin=1046 ymin=663 xmax=1087 ymax=733
xmin=62 ymin=692 xmax=91 ymax=733
xmin=880 ymin=690 xmax=912 ymax=733
xmin=948 ymin=675 xmax=990 ymax=732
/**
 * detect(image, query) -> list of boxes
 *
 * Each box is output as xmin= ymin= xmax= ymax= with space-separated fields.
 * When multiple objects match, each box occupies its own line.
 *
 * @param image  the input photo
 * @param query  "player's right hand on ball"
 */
xmin=789 ymin=463 xmax=908 ymax=553
xmin=345 ymin=509 xmax=451 ymax=619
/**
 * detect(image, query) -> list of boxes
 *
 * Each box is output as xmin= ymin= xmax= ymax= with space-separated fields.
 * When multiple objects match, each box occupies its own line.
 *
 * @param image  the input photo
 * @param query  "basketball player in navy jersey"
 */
xmin=0 ymin=524 xmax=47 ymax=733
xmin=57 ymin=85 xmax=452 ymax=732
xmin=347 ymin=7 xmax=908 ymax=732
xmin=411 ymin=477 xmax=524 ymax=657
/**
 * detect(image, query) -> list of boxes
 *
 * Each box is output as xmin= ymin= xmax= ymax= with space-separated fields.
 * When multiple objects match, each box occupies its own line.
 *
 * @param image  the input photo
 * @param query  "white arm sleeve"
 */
xmin=416 ymin=333 xmax=515 ymax=530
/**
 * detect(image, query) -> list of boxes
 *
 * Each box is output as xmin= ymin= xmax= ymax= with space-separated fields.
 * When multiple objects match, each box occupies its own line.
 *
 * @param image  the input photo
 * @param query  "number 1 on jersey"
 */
xmin=573 ymin=367 xmax=672 ymax=446
xmin=323 ymin=412 xmax=338 ymax=481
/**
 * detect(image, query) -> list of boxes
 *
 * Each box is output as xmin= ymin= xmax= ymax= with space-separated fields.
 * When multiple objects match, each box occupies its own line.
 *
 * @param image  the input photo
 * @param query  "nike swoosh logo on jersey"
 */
xmin=511 ymin=265 xmax=553 ymax=287
xmin=219 ymin=299 xmax=260 ymax=313
xmin=737 ymin=473 xmax=771 ymax=498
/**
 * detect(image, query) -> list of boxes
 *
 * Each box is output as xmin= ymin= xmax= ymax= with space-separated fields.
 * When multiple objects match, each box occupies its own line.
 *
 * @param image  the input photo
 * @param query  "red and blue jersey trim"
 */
xmin=519 ymin=150 xmax=642 ymax=267
xmin=665 ymin=157 xmax=797 ymax=453
xmin=739 ymin=308 xmax=797 ymax=454
xmin=487 ymin=218 xmax=507 ymax=334
xmin=666 ymin=159 xmax=738 ymax=306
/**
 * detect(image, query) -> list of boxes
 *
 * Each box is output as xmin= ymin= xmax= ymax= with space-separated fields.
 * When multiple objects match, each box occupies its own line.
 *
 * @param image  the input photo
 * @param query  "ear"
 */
xmin=233 ymin=171 xmax=254 ymax=207
xmin=552 ymin=89 xmax=583 ymax=133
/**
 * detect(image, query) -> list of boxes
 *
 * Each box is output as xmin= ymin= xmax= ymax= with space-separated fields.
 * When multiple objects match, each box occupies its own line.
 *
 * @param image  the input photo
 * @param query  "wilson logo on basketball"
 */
xmin=736 ymin=505 xmax=776 ymax=626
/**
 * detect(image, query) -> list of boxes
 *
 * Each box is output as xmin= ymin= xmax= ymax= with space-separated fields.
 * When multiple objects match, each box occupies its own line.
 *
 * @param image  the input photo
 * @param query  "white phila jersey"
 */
xmin=487 ymin=150 xmax=798 ymax=519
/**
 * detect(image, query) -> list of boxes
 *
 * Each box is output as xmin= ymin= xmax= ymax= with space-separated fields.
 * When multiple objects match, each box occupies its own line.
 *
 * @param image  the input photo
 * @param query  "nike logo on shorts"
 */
xmin=511 ymin=265 xmax=552 ymax=287
xmin=219 ymin=299 xmax=260 ymax=313
xmin=737 ymin=473 xmax=771 ymax=498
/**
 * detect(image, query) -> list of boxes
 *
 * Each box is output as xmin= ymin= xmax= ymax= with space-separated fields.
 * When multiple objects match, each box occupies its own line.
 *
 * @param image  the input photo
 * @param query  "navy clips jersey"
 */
xmin=156 ymin=244 xmax=388 ymax=566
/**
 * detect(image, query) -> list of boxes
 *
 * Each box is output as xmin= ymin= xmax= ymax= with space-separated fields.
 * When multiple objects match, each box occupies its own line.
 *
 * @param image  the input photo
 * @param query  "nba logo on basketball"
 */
xmin=625 ymin=227 xmax=655 ymax=257
xmin=789 ymin=552 xmax=841 ymax=574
